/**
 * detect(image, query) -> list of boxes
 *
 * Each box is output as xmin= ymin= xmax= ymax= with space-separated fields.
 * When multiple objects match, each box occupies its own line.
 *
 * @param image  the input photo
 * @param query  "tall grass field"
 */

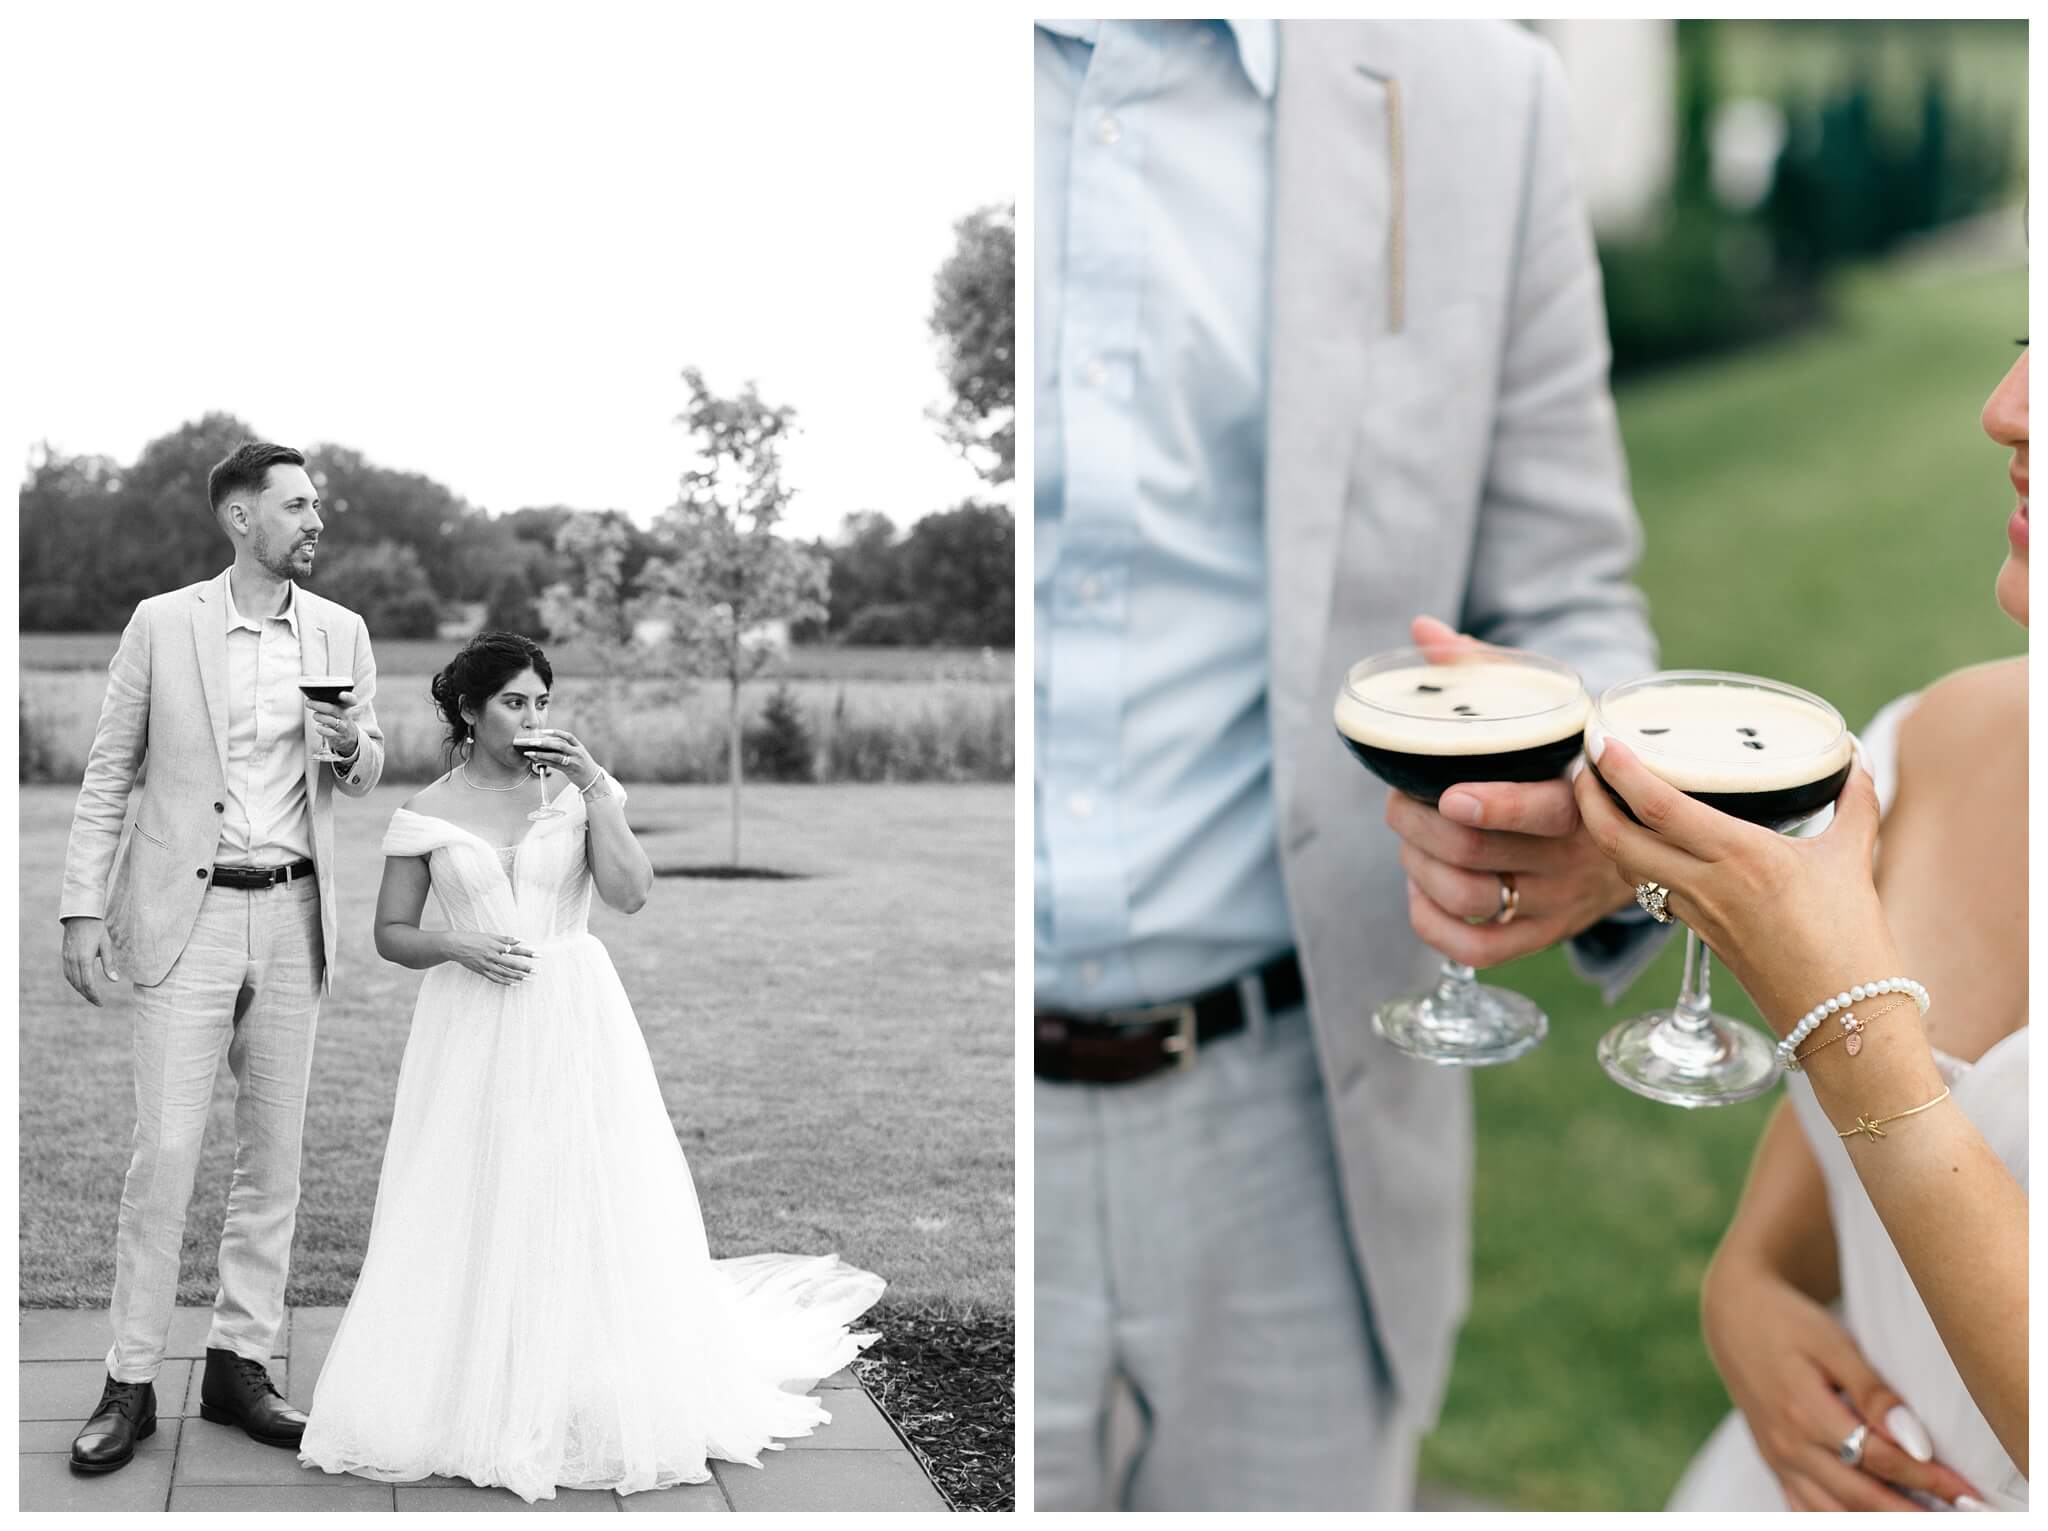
xmin=21 ymin=644 xmax=1015 ymax=786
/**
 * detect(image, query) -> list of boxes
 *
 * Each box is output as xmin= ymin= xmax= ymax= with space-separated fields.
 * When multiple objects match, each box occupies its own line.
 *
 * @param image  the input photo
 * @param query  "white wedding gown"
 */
xmin=1668 ymin=695 xmax=2029 ymax=1512
xmin=298 ymin=785 xmax=884 ymax=1503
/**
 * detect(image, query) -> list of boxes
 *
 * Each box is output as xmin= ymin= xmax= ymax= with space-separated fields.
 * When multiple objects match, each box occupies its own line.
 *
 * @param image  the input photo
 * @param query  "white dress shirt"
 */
xmin=216 ymin=568 xmax=314 ymax=868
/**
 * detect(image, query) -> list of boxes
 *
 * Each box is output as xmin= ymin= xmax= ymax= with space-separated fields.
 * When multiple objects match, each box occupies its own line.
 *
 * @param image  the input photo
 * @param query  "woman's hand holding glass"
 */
xmin=1571 ymin=731 xmax=1893 ymax=1042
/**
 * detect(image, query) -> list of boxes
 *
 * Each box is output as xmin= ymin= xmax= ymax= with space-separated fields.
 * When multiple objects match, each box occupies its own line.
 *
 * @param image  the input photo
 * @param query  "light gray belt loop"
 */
xmin=1240 ymin=973 xmax=1271 ymax=1042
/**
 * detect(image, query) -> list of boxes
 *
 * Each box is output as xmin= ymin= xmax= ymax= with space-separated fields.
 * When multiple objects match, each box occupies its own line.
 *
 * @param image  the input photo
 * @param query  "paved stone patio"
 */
xmin=21 ymin=1308 xmax=947 ymax=1512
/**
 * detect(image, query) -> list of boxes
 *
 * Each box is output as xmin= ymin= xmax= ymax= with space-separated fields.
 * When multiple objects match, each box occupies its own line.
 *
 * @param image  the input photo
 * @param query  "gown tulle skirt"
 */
xmin=297 ymin=925 xmax=884 ymax=1503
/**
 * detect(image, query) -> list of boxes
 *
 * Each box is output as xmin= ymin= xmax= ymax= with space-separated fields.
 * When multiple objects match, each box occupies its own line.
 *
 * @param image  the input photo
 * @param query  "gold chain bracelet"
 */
xmin=1794 ymin=995 xmax=1913 ymax=1065
xmin=1837 ymin=1086 xmax=1952 ymax=1144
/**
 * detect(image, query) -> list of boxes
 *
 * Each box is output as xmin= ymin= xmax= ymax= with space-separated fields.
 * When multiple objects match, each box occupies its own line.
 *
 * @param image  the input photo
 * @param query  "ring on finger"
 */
xmin=1490 ymin=873 xmax=1520 ymax=926
xmin=1634 ymin=880 xmax=1673 ymax=924
xmin=1837 ymin=1423 xmax=1869 ymax=1467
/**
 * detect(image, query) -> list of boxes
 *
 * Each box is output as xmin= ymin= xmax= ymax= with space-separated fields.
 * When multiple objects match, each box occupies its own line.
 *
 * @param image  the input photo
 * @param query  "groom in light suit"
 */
xmin=1035 ymin=22 xmax=1664 ymax=1509
xmin=59 ymin=442 xmax=385 ymax=1474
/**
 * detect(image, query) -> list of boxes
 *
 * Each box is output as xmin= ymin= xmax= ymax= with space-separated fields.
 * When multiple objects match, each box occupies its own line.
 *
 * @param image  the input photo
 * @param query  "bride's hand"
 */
xmin=1571 ymin=731 xmax=1893 ymax=1035
xmin=446 ymin=932 xmax=537 ymax=986
xmin=1702 ymin=1258 xmax=1981 ymax=1510
xmin=521 ymin=729 xmax=602 ymax=791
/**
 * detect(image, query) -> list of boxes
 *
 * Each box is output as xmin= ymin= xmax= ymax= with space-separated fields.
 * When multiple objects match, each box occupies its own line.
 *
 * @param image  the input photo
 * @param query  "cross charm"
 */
xmin=1851 ymin=1114 xmax=1887 ymax=1142
xmin=1841 ymin=1011 xmax=1864 ymax=1057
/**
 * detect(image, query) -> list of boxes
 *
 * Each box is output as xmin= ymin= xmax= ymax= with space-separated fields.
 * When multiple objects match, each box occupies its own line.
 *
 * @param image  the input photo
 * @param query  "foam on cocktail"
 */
xmin=1334 ymin=661 xmax=1589 ymax=756
xmin=1602 ymin=682 xmax=1850 ymax=794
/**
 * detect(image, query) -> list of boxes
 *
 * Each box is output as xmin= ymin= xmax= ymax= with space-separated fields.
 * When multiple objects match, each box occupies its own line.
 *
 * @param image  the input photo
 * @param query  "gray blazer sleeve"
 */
xmin=1458 ymin=42 xmax=1654 ymax=707
xmin=60 ymin=604 xmax=152 ymax=922
xmin=1462 ymin=41 xmax=1670 ymax=995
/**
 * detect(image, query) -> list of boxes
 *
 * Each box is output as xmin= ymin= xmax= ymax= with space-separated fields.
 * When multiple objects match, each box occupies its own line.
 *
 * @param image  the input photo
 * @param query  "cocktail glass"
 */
xmin=1334 ymin=645 xmax=1590 ymax=1066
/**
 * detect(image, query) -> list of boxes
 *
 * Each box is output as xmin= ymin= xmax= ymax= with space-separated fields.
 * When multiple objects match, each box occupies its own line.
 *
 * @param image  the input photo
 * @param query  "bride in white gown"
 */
xmin=298 ymin=634 xmax=883 ymax=1504
xmin=1578 ymin=347 xmax=2028 ymax=1512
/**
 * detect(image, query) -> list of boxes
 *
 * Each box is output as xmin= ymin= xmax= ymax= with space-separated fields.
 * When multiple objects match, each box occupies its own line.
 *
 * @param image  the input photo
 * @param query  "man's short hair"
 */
xmin=206 ymin=442 xmax=306 ymax=520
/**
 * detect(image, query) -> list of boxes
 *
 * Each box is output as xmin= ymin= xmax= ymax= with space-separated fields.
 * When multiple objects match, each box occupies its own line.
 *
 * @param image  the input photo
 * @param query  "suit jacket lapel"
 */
xmin=193 ymin=576 xmax=232 ymax=782
xmin=1265 ymin=22 xmax=1403 ymax=839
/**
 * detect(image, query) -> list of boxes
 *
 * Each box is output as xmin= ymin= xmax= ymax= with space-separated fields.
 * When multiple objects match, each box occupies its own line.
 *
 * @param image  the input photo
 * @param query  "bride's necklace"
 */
xmin=460 ymin=752 xmax=529 ymax=794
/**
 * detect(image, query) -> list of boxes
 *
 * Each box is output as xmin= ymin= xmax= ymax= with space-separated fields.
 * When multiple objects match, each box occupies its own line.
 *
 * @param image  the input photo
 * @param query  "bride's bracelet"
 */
xmin=1793 ymin=994 xmax=1912 ymax=1065
xmin=1836 ymin=1085 xmax=1951 ymax=1144
xmin=581 ymin=771 xmax=616 ymax=802
xmin=1777 ymin=977 xmax=1928 ymax=1073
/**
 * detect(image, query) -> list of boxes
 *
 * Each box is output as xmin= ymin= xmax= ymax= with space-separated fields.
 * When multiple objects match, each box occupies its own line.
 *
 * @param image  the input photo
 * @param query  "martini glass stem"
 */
xmin=1673 ymin=928 xmax=1715 ymax=1035
xmin=1435 ymin=960 xmax=1478 ymax=1007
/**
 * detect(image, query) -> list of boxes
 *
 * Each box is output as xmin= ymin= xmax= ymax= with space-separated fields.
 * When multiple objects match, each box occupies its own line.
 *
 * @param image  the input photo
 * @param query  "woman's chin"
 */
xmin=1995 ymin=553 xmax=2029 ymax=628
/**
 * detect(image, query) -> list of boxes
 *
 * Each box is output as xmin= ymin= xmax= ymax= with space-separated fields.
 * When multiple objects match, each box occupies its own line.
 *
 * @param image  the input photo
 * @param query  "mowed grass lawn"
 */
xmin=1416 ymin=258 xmax=2026 ymax=1510
xmin=19 ymin=782 xmax=1013 ymax=1316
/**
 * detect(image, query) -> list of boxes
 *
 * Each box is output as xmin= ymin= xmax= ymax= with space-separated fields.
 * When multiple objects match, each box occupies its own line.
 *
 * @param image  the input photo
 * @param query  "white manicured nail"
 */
xmin=1567 ymin=755 xmax=1587 ymax=783
xmin=1886 ymin=1405 xmax=1932 ymax=1462
xmin=1584 ymin=721 xmax=1607 ymax=763
xmin=1954 ymin=1495 xmax=1990 ymax=1511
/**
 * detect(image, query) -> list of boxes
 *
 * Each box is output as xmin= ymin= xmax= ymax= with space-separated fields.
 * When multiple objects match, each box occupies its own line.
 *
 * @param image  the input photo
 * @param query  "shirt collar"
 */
xmin=219 ymin=566 xmax=300 ymax=635
xmin=1037 ymin=20 xmax=1277 ymax=100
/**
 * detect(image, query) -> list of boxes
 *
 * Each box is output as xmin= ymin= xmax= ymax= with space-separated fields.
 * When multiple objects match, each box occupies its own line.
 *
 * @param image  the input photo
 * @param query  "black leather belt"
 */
xmin=209 ymin=859 xmax=316 ymax=890
xmin=1035 ymin=952 xmax=1305 ymax=1085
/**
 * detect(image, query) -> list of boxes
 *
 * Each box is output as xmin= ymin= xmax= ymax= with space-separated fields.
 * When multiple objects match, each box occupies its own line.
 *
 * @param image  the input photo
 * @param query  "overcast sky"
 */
xmin=7 ymin=5 xmax=1014 ymax=540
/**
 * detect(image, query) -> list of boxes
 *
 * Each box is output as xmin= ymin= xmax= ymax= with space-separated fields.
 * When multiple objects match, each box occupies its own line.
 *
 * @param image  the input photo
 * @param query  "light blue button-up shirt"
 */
xmin=1035 ymin=20 xmax=1290 ymax=1013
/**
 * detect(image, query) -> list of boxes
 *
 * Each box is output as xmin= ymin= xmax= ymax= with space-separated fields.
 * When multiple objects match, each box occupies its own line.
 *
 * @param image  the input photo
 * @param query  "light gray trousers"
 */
xmin=106 ymin=877 xmax=323 ymax=1383
xmin=1034 ymin=1001 xmax=1419 ymax=1510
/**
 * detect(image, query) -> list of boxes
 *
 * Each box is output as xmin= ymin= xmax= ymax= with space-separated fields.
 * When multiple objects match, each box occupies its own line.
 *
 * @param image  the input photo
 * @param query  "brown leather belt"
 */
xmin=1035 ymin=952 xmax=1305 ymax=1085
xmin=209 ymin=859 xmax=316 ymax=890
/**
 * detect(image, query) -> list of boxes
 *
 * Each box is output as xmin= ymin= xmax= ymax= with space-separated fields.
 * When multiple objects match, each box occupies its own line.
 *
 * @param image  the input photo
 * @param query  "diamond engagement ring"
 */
xmin=1837 ymin=1422 xmax=1869 ymax=1467
xmin=1491 ymin=873 xmax=1520 ymax=926
xmin=1634 ymin=881 xmax=1672 ymax=923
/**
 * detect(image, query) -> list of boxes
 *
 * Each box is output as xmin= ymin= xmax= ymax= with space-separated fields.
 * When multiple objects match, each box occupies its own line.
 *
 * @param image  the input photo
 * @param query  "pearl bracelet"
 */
xmin=1777 ymin=977 xmax=1928 ymax=1072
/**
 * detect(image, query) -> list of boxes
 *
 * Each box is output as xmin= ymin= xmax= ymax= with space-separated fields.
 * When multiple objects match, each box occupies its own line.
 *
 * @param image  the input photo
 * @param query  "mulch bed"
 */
xmin=853 ymin=1304 xmax=1013 ymax=1513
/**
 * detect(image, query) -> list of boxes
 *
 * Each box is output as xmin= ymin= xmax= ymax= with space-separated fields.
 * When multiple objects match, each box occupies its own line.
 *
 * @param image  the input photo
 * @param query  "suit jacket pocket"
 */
xmin=130 ymin=817 xmax=170 ymax=850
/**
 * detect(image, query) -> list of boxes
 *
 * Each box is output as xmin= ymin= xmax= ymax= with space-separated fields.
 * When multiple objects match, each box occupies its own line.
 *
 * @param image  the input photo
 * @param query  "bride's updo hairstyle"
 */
xmin=429 ymin=631 xmax=554 ymax=766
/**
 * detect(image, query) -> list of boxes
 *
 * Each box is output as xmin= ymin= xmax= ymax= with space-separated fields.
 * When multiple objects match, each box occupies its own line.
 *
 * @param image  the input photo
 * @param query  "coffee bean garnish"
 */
xmin=1452 ymin=704 xmax=1478 ymax=716
xmin=1742 ymin=739 xmax=1765 ymax=750
xmin=1415 ymin=684 xmax=1443 ymax=693
xmin=1737 ymin=727 xmax=1759 ymax=737
xmin=1638 ymin=727 xmax=1670 ymax=735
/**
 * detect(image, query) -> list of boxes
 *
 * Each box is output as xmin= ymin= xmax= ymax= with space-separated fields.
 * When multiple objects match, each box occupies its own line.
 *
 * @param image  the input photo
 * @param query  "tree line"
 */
xmin=19 ymin=203 xmax=1014 ymax=651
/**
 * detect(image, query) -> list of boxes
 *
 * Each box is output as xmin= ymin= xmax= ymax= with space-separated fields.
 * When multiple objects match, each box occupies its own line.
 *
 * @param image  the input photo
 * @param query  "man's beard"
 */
xmin=255 ymin=528 xmax=314 ymax=581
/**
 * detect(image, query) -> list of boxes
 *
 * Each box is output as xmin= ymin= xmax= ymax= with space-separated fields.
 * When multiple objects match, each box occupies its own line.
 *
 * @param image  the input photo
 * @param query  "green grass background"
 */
xmin=19 ymin=783 xmax=1013 ymax=1315
xmin=1414 ymin=258 xmax=2026 ymax=1510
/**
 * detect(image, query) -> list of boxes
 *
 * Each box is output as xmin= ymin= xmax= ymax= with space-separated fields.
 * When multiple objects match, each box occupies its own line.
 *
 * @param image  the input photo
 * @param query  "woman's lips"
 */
xmin=2009 ymin=501 xmax=2028 ymax=553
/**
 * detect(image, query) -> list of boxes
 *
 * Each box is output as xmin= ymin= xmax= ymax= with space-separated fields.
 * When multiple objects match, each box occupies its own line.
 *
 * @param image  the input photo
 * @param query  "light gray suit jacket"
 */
xmin=1266 ymin=22 xmax=1658 ymax=1429
xmin=59 ymin=570 xmax=386 ymax=990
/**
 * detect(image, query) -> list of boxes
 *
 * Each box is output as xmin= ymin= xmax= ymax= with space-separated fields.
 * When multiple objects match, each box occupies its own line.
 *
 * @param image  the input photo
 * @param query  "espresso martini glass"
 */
xmin=511 ymin=733 xmax=566 ymax=822
xmin=1335 ymin=645 xmax=1590 ymax=1066
xmin=1590 ymin=671 xmax=1853 ymax=1108
xmin=298 ymin=675 xmax=353 ymax=763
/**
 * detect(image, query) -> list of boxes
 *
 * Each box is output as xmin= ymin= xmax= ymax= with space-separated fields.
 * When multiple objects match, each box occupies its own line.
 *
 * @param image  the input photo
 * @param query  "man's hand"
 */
xmin=1390 ymin=615 xmax=1634 ymax=968
xmin=61 ymin=916 xmax=122 ymax=1007
xmin=302 ymin=690 xmax=360 ymax=759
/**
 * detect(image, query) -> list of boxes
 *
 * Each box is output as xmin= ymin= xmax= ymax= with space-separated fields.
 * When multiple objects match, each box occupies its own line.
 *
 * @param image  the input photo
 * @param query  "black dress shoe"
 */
xmin=70 ymin=1375 xmax=156 ymax=1474
xmin=199 ymin=1347 xmax=307 ymax=1448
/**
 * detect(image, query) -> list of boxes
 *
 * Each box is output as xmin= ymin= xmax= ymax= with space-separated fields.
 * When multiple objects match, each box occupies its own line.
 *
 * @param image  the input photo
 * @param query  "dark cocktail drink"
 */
xmin=298 ymin=674 xmax=352 ymax=762
xmin=1334 ymin=648 xmax=1590 ymax=1066
xmin=1591 ymin=671 xmax=1851 ymax=1107
xmin=1593 ymin=676 xmax=1853 ymax=832
xmin=511 ymin=732 xmax=566 ymax=821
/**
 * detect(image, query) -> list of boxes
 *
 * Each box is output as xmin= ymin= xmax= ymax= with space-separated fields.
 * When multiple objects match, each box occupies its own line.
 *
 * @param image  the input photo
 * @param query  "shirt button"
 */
xmin=1079 ymin=961 xmax=1103 ymax=988
xmin=1068 ymin=792 xmax=1094 ymax=820
xmin=1081 ymin=358 xmax=1108 ymax=389
xmin=1076 ymin=576 xmax=1101 ymax=603
xmin=1094 ymin=113 xmax=1121 ymax=146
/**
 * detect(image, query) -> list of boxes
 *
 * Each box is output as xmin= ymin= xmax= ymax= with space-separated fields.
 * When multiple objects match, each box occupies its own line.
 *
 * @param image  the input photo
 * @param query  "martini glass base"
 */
xmin=1597 ymin=1009 xmax=1779 ymax=1108
xmin=1373 ymin=983 xmax=1548 ymax=1067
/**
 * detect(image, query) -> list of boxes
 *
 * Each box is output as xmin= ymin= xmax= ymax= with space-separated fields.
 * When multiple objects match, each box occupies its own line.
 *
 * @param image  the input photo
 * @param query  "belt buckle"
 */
xmin=1116 ymin=1001 xmax=1199 ymax=1072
